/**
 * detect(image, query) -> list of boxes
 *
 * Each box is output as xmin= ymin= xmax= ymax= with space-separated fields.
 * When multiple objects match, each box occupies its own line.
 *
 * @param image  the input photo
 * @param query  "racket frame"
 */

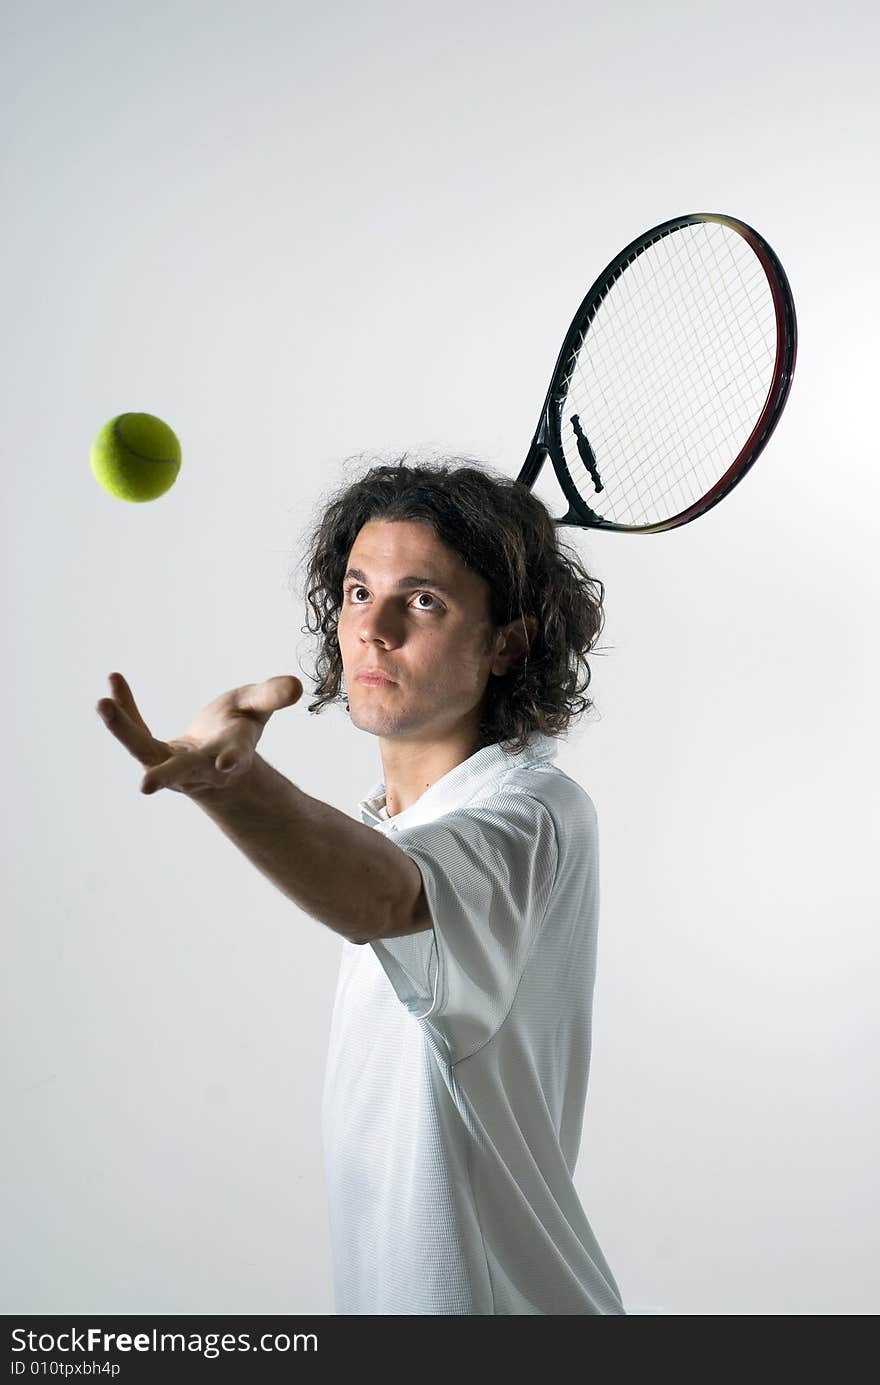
xmin=517 ymin=212 xmax=798 ymax=532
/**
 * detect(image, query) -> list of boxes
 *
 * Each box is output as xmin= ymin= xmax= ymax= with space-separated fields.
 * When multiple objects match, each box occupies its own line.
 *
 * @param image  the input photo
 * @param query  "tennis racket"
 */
xmin=516 ymin=212 xmax=797 ymax=532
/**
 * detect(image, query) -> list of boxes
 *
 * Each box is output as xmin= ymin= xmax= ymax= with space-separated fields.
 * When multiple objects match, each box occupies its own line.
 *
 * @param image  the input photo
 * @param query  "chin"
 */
xmin=348 ymin=702 xmax=412 ymax=737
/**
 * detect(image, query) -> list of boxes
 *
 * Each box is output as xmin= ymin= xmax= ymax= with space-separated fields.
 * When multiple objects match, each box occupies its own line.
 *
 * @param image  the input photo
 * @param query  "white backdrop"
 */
xmin=3 ymin=0 xmax=877 ymax=1316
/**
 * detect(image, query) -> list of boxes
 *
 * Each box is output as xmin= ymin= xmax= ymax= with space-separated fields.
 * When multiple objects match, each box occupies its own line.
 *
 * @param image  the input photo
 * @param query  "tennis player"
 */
xmin=96 ymin=456 xmax=626 ymax=1316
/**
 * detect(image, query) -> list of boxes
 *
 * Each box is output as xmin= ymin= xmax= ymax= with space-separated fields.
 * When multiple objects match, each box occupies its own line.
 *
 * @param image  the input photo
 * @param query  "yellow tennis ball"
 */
xmin=90 ymin=412 xmax=182 ymax=502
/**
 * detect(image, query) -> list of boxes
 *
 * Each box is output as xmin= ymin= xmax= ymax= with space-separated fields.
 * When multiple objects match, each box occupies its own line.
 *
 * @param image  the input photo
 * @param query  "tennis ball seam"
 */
xmin=114 ymin=414 xmax=179 ymax=464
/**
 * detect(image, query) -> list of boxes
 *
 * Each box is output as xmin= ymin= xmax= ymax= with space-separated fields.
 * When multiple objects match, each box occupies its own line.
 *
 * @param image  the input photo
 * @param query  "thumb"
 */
xmin=252 ymin=675 xmax=303 ymax=712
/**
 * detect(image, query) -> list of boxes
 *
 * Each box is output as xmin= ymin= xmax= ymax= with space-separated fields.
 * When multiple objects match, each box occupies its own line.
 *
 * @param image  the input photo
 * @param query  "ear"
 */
xmin=490 ymin=615 xmax=537 ymax=677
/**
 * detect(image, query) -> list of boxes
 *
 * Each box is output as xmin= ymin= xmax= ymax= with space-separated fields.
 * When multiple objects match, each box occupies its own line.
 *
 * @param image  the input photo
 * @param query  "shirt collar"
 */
xmin=356 ymin=732 xmax=558 ymax=831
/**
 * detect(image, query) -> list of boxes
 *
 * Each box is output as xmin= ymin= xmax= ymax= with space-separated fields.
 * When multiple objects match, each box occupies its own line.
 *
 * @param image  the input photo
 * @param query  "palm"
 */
xmin=96 ymin=671 xmax=303 ymax=796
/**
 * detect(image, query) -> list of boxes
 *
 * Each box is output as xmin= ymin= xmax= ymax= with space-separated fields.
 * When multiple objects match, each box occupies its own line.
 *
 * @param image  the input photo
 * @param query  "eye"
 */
xmin=344 ymin=586 xmax=441 ymax=611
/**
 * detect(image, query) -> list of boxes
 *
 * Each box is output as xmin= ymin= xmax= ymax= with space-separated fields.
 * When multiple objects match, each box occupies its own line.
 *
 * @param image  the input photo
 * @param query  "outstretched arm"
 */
xmin=96 ymin=670 xmax=425 ymax=945
xmin=192 ymin=749 xmax=426 ymax=945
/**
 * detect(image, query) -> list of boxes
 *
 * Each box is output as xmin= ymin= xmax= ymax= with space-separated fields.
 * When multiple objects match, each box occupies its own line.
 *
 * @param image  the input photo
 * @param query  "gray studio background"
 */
xmin=3 ymin=0 xmax=877 ymax=1316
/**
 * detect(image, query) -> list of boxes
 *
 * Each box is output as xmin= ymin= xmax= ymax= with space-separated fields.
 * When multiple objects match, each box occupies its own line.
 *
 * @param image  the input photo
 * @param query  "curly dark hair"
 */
xmin=288 ymin=452 xmax=609 ymax=755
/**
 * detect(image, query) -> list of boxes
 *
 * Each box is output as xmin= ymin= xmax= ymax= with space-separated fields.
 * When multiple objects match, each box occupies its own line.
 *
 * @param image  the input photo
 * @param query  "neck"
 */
xmin=378 ymin=725 xmax=483 ymax=816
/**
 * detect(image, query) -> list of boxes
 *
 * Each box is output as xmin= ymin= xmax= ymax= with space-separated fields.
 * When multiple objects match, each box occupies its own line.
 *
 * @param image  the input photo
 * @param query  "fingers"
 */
xmin=96 ymin=692 xmax=140 ymax=749
xmin=141 ymin=751 xmax=189 ymax=795
xmin=95 ymin=672 xmax=149 ymax=735
xmin=96 ymin=675 xmax=165 ymax=767
xmin=107 ymin=672 xmax=151 ymax=732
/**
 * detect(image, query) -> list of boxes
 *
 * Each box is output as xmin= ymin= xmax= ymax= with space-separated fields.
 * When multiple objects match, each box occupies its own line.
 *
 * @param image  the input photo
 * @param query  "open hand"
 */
xmin=95 ymin=671 xmax=303 ymax=797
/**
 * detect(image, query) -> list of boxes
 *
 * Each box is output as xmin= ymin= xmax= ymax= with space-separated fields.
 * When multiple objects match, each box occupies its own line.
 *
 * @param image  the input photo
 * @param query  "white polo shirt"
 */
xmin=320 ymin=731 xmax=626 ymax=1315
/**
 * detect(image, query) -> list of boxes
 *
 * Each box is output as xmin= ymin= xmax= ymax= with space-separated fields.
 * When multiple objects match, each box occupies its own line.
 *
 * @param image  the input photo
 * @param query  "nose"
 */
xmin=355 ymin=597 xmax=404 ymax=644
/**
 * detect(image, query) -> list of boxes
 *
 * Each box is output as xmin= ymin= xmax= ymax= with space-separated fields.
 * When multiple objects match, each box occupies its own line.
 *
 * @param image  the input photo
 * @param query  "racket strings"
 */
xmin=560 ymin=221 xmax=778 ymax=527
xmin=568 ymin=230 xmax=773 ymax=520
xmin=585 ymin=233 xmax=767 ymax=507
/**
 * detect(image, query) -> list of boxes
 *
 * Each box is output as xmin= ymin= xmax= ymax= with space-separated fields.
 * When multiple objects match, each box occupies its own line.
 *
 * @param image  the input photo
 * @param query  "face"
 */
xmin=337 ymin=518 xmax=523 ymax=748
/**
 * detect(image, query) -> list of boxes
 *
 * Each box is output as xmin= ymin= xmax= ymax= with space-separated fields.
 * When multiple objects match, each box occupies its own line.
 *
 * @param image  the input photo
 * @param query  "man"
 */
xmin=96 ymin=457 xmax=626 ymax=1315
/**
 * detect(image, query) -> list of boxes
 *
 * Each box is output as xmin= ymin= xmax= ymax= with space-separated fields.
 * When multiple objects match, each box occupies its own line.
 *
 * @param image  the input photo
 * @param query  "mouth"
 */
xmin=355 ymin=673 xmax=395 ymax=686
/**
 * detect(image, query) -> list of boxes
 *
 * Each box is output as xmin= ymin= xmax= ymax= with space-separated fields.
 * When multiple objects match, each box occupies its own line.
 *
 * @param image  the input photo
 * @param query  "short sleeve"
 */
xmin=369 ymin=789 xmax=559 ymax=1063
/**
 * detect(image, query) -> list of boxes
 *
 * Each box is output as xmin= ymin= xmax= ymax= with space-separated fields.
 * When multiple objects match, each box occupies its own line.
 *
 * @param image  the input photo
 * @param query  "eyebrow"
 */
xmin=343 ymin=567 xmax=453 ymax=596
